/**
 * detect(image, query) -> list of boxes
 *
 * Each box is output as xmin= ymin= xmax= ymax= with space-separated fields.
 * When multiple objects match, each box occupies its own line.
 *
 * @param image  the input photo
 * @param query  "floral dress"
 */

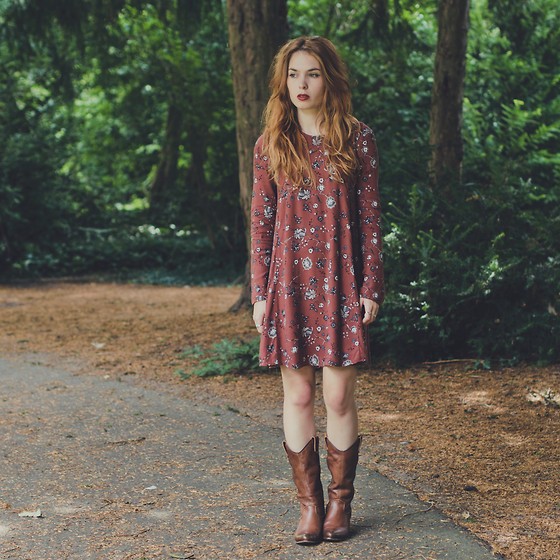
xmin=250 ymin=122 xmax=384 ymax=369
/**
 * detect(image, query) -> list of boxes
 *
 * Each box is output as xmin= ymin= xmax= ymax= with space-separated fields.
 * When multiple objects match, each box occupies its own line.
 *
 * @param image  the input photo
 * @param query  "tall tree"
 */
xmin=149 ymin=101 xmax=183 ymax=215
xmin=428 ymin=0 xmax=470 ymax=195
xmin=226 ymin=0 xmax=288 ymax=311
xmin=143 ymin=1 xmax=206 ymax=219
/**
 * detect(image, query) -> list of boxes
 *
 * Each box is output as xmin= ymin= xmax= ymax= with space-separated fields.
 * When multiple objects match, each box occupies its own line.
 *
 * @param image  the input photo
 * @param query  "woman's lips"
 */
xmin=297 ymin=94 xmax=310 ymax=101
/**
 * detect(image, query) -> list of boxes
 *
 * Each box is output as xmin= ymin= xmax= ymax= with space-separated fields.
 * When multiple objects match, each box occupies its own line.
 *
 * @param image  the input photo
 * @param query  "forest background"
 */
xmin=0 ymin=0 xmax=559 ymax=365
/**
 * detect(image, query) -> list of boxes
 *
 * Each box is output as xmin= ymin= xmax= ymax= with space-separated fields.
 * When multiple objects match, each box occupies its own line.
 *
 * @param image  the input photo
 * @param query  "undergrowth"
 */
xmin=177 ymin=337 xmax=267 ymax=378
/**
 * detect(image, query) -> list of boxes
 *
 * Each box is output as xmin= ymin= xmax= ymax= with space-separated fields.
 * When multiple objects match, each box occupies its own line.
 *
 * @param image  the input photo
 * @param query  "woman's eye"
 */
xmin=310 ymin=73 xmax=320 ymax=78
xmin=289 ymin=73 xmax=297 ymax=78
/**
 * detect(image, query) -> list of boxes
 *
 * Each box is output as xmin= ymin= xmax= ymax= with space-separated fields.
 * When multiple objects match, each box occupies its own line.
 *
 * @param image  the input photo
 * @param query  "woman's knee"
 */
xmin=322 ymin=366 xmax=357 ymax=415
xmin=323 ymin=388 xmax=355 ymax=416
xmin=286 ymin=386 xmax=315 ymax=409
xmin=282 ymin=367 xmax=315 ymax=409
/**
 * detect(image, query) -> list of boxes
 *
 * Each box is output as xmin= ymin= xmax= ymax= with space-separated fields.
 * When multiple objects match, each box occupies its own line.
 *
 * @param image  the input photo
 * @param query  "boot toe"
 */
xmin=323 ymin=527 xmax=350 ymax=541
xmin=295 ymin=532 xmax=323 ymax=545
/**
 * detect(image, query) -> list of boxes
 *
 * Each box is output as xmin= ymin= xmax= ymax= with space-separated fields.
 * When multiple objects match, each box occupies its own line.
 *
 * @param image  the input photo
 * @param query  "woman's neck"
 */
xmin=297 ymin=110 xmax=322 ymax=136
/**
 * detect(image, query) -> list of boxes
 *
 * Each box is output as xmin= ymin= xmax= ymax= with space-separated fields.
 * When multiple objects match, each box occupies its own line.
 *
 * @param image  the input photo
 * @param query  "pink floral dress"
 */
xmin=250 ymin=122 xmax=384 ymax=369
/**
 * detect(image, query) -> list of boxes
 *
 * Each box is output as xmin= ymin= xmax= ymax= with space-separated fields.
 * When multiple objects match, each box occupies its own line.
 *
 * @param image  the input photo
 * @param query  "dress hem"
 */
xmin=259 ymin=357 xmax=368 ymax=370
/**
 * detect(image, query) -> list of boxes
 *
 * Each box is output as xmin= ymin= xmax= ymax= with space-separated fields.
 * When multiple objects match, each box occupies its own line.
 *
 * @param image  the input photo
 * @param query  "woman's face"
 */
xmin=286 ymin=50 xmax=325 ymax=114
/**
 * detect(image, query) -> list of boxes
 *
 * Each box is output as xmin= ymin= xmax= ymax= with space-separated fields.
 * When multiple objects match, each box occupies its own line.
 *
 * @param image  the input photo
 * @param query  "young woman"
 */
xmin=250 ymin=36 xmax=384 ymax=545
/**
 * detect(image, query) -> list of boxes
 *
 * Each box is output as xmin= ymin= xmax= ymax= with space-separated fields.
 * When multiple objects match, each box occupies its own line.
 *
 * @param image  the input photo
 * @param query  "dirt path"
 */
xmin=0 ymin=355 xmax=499 ymax=560
xmin=0 ymin=281 xmax=559 ymax=559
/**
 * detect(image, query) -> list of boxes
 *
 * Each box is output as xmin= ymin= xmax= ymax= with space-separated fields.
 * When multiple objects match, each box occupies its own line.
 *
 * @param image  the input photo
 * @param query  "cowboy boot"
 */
xmin=283 ymin=436 xmax=325 ymax=545
xmin=323 ymin=435 xmax=361 ymax=541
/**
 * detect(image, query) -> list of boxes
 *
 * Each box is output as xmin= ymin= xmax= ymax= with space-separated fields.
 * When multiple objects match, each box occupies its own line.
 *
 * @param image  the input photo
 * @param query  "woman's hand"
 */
xmin=360 ymin=297 xmax=379 ymax=325
xmin=253 ymin=300 xmax=267 ymax=334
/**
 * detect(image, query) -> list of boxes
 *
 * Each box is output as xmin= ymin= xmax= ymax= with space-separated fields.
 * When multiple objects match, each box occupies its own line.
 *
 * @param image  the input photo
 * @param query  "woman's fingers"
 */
xmin=254 ymin=313 xmax=265 ymax=333
xmin=253 ymin=300 xmax=267 ymax=333
xmin=360 ymin=297 xmax=379 ymax=325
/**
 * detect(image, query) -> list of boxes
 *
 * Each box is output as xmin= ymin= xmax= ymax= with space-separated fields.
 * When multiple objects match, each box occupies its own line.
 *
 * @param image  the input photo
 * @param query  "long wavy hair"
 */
xmin=262 ymin=36 xmax=360 ymax=188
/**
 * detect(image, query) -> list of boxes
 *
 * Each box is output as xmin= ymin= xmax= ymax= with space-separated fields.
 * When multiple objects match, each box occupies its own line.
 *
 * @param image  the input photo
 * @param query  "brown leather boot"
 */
xmin=283 ymin=437 xmax=324 ymax=545
xmin=323 ymin=436 xmax=361 ymax=541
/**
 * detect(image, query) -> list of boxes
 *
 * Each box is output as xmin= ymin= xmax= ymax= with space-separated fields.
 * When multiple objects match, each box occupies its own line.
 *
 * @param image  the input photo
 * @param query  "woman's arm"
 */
xmin=250 ymin=135 xmax=277 ymax=305
xmin=355 ymin=125 xmax=385 ymax=306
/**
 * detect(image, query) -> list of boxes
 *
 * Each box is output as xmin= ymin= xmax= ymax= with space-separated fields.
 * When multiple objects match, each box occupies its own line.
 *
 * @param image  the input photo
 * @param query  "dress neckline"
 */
xmin=301 ymin=130 xmax=323 ymax=145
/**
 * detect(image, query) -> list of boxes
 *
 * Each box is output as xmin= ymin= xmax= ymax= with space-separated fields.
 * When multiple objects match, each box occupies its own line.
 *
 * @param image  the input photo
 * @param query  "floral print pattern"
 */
xmin=251 ymin=122 xmax=384 ymax=369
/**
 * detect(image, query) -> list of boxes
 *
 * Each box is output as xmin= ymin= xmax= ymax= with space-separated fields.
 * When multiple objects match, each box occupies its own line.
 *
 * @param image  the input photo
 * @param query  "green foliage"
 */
xmin=1 ymin=0 xmax=241 ymax=277
xmin=6 ymin=224 xmax=244 ymax=284
xmin=1 ymin=0 xmax=559 ymax=363
xmin=377 ymin=174 xmax=560 ymax=363
xmin=178 ymin=337 xmax=267 ymax=378
xmin=0 ymin=38 xmax=74 ymax=268
xmin=180 ymin=344 xmax=204 ymax=359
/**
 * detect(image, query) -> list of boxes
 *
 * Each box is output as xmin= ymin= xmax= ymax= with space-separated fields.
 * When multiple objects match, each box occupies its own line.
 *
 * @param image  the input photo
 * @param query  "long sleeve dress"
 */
xmin=250 ymin=122 xmax=384 ymax=369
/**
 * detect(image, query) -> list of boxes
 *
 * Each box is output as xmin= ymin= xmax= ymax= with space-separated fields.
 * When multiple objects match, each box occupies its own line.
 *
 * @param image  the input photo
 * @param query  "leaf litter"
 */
xmin=0 ymin=281 xmax=558 ymax=560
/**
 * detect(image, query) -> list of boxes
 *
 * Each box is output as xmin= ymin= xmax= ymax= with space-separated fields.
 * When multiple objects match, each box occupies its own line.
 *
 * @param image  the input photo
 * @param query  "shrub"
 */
xmin=178 ymin=337 xmax=268 ymax=378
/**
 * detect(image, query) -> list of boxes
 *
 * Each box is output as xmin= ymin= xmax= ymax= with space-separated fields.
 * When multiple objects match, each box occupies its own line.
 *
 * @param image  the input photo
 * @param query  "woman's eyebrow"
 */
xmin=288 ymin=67 xmax=321 ymax=72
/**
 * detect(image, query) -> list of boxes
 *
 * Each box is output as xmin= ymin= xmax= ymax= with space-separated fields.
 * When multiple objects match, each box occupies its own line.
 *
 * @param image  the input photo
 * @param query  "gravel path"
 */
xmin=0 ymin=355 xmax=501 ymax=559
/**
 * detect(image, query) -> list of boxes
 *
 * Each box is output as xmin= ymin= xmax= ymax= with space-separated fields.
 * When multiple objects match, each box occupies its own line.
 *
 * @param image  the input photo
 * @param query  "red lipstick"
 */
xmin=297 ymin=94 xmax=310 ymax=101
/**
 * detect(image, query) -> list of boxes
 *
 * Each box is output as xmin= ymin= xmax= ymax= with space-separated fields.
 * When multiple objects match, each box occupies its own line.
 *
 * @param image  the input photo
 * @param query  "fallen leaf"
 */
xmin=526 ymin=388 xmax=560 ymax=408
xmin=18 ymin=509 xmax=43 ymax=518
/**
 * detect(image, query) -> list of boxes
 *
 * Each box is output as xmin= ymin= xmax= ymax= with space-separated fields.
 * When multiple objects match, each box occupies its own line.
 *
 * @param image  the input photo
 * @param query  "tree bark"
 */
xmin=428 ymin=0 xmax=470 ymax=195
xmin=149 ymin=101 xmax=182 ymax=218
xmin=226 ymin=0 xmax=288 ymax=312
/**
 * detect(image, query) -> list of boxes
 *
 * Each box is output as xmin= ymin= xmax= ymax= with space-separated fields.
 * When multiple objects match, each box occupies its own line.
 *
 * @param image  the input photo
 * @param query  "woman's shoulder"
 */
xmin=254 ymin=134 xmax=272 ymax=171
xmin=354 ymin=121 xmax=376 ymax=140
xmin=253 ymin=135 xmax=268 ymax=163
xmin=351 ymin=121 xmax=376 ymax=153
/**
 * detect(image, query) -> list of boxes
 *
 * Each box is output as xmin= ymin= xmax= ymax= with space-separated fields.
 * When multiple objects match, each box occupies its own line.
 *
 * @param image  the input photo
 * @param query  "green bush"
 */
xmin=178 ymin=337 xmax=268 ymax=378
xmin=375 ymin=172 xmax=559 ymax=364
xmin=4 ymin=225 xmax=245 ymax=285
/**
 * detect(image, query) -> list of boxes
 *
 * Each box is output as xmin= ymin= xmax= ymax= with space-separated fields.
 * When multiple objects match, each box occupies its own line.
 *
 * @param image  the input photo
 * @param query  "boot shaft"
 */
xmin=325 ymin=436 xmax=361 ymax=502
xmin=283 ymin=437 xmax=324 ymax=506
xmin=283 ymin=436 xmax=325 ymax=545
xmin=323 ymin=436 xmax=361 ymax=542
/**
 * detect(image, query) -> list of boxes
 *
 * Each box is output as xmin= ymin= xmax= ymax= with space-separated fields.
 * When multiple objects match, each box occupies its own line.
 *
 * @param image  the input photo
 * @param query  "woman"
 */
xmin=250 ymin=36 xmax=384 ymax=545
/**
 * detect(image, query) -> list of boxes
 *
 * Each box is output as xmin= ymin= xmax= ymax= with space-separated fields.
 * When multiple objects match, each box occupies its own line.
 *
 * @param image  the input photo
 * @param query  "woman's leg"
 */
xmin=321 ymin=365 xmax=360 ymax=541
xmin=281 ymin=365 xmax=324 ymax=545
xmin=280 ymin=365 xmax=317 ymax=451
xmin=322 ymin=365 xmax=358 ymax=450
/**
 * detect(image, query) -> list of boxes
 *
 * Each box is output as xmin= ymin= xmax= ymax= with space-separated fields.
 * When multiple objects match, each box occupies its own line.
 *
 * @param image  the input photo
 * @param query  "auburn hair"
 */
xmin=262 ymin=36 xmax=360 ymax=188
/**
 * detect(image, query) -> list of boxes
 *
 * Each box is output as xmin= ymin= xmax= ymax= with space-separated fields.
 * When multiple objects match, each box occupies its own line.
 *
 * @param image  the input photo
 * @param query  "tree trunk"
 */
xmin=428 ymin=0 xmax=470 ymax=196
xmin=373 ymin=0 xmax=389 ymax=36
xmin=226 ymin=0 xmax=288 ymax=312
xmin=184 ymin=125 xmax=218 ymax=250
xmin=149 ymin=101 xmax=183 ymax=218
